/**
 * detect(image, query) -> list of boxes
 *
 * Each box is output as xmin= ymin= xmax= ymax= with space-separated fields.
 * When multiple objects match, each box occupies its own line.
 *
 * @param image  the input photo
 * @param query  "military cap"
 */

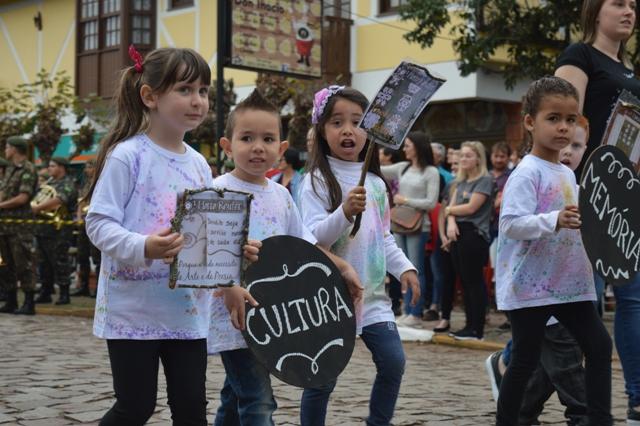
xmin=50 ymin=156 xmax=70 ymax=167
xmin=0 ymin=157 xmax=9 ymax=167
xmin=7 ymin=136 xmax=28 ymax=149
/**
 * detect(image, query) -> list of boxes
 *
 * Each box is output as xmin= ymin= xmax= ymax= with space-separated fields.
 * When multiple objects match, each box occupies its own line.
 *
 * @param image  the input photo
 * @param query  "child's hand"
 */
xmin=557 ymin=205 xmax=582 ymax=230
xmin=144 ymin=228 xmax=184 ymax=260
xmin=400 ymin=270 xmax=420 ymax=306
xmin=215 ymin=286 xmax=259 ymax=330
xmin=243 ymin=239 xmax=262 ymax=264
xmin=446 ymin=218 xmax=459 ymax=242
xmin=342 ymin=186 xmax=366 ymax=219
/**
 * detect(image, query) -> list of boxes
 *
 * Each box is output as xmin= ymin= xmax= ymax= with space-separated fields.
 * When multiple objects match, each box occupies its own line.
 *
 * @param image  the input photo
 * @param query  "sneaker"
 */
xmin=485 ymin=351 xmax=503 ymax=402
xmin=452 ymin=328 xmax=482 ymax=341
xmin=628 ymin=405 xmax=640 ymax=425
xmin=396 ymin=314 xmax=409 ymax=324
xmin=400 ymin=315 xmax=423 ymax=328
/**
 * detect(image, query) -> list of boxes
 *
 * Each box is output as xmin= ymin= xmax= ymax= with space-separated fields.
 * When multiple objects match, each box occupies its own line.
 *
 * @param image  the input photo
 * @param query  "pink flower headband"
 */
xmin=311 ymin=85 xmax=345 ymax=124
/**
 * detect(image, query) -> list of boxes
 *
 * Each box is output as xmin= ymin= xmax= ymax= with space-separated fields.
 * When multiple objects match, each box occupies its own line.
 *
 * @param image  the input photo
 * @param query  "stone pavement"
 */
xmin=0 ymin=314 xmax=629 ymax=425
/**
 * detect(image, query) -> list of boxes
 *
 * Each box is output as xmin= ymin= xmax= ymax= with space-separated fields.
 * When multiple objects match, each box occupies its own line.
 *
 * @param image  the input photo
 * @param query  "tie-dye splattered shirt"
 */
xmin=298 ymin=157 xmax=415 ymax=332
xmin=496 ymin=154 xmax=595 ymax=310
xmin=207 ymin=173 xmax=316 ymax=354
xmin=86 ymin=134 xmax=215 ymax=339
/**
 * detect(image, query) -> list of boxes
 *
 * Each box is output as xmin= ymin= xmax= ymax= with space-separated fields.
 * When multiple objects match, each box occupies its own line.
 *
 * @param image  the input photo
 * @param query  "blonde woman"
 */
xmin=442 ymin=141 xmax=495 ymax=340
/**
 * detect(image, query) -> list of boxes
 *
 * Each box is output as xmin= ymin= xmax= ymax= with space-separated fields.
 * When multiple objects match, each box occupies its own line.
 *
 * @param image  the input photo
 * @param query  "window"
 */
xmin=132 ymin=0 xmax=153 ymax=46
xmin=169 ymin=0 xmax=193 ymax=10
xmin=379 ymin=0 xmax=408 ymax=14
xmin=80 ymin=0 xmax=99 ymax=51
xmin=103 ymin=0 xmax=121 ymax=48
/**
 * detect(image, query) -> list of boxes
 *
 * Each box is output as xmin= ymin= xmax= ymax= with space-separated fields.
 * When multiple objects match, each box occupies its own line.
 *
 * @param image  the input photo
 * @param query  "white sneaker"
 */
xmin=396 ymin=314 xmax=409 ymax=325
xmin=400 ymin=315 xmax=423 ymax=328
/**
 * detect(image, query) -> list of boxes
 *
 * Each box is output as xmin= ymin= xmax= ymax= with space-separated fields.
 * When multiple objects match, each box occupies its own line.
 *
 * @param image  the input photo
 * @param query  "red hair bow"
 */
xmin=128 ymin=44 xmax=144 ymax=73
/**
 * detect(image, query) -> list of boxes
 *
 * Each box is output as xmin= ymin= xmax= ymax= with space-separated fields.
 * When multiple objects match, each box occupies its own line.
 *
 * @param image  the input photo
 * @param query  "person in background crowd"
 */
xmin=379 ymin=146 xmax=406 ymax=316
xmin=556 ymin=1 xmax=640 ymax=421
xmin=449 ymin=149 xmax=460 ymax=176
xmin=0 ymin=157 xmax=8 ymax=302
xmin=271 ymin=148 xmax=304 ymax=204
xmin=443 ymin=141 xmax=494 ymax=341
xmin=33 ymin=157 xmax=78 ymax=305
xmin=381 ymin=131 xmax=440 ymax=328
xmin=0 ymin=136 xmax=38 ymax=315
xmin=73 ymin=159 xmax=100 ymax=298
xmin=207 ymin=157 xmax=220 ymax=178
xmin=431 ymin=142 xmax=454 ymax=185
xmin=509 ymin=143 xmax=525 ymax=168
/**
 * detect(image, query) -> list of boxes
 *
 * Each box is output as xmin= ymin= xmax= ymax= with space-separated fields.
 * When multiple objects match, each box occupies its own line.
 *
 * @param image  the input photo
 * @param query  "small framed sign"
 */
xmin=579 ymin=145 xmax=640 ymax=285
xmin=601 ymin=90 xmax=640 ymax=173
xmin=359 ymin=61 xmax=446 ymax=150
xmin=242 ymin=236 xmax=356 ymax=388
xmin=169 ymin=188 xmax=252 ymax=289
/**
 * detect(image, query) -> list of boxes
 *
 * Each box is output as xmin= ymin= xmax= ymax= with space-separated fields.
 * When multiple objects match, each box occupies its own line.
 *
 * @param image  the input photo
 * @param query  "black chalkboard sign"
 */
xmin=241 ymin=236 xmax=356 ymax=388
xmin=579 ymin=145 xmax=640 ymax=285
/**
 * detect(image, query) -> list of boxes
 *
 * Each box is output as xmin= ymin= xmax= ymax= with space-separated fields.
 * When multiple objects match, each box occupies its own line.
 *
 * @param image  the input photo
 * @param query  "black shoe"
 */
xmin=55 ymin=286 xmax=70 ymax=305
xmin=423 ymin=309 xmax=440 ymax=321
xmin=433 ymin=322 xmax=450 ymax=333
xmin=34 ymin=292 xmax=52 ymax=304
xmin=628 ymin=405 xmax=640 ymax=424
xmin=452 ymin=328 xmax=482 ymax=341
xmin=14 ymin=292 xmax=35 ymax=315
xmin=0 ymin=290 xmax=18 ymax=313
xmin=498 ymin=321 xmax=511 ymax=330
xmin=485 ymin=351 xmax=503 ymax=401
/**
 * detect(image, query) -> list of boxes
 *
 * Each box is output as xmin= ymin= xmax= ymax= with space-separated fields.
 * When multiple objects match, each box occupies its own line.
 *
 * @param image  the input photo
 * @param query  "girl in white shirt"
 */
xmin=85 ymin=47 xmax=258 ymax=426
xmin=297 ymin=85 xmax=419 ymax=426
xmin=495 ymin=76 xmax=612 ymax=426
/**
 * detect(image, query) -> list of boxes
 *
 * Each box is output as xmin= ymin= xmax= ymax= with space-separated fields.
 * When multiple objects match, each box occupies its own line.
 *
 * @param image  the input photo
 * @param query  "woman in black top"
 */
xmin=555 ymin=1 xmax=640 ymax=424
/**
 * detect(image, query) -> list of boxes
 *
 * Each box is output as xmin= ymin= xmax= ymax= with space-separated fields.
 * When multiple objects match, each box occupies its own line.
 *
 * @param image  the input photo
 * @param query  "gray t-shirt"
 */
xmin=454 ymin=175 xmax=495 ymax=242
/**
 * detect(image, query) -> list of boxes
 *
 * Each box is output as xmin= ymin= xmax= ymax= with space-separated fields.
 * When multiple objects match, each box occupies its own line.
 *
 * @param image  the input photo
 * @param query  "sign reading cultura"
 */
xmin=229 ymin=0 xmax=322 ymax=78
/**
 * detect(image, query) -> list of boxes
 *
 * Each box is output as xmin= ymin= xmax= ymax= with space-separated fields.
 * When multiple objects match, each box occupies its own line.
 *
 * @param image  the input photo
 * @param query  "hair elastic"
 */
xmin=311 ymin=85 xmax=345 ymax=124
xmin=128 ymin=44 xmax=144 ymax=73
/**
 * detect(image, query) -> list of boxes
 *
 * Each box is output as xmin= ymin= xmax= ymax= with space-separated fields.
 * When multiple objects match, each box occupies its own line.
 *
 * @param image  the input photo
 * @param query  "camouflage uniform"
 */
xmin=34 ymin=174 xmax=77 ymax=302
xmin=0 ymin=159 xmax=38 ymax=296
xmin=0 ymin=157 xmax=9 ymax=301
xmin=74 ymin=178 xmax=101 ymax=296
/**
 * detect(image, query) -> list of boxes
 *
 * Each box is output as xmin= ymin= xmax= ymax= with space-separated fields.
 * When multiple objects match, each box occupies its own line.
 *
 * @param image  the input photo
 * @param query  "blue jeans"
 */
xmin=594 ymin=272 xmax=605 ymax=316
xmin=214 ymin=348 xmax=276 ymax=426
xmin=429 ymin=237 xmax=444 ymax=308
xmin=614 ymin=272 xmax=640 ymax=408
xmin=300 ymin=322 xmax=405 ymax=426
xmin=394 ymin=231 xmax=429 ymax=316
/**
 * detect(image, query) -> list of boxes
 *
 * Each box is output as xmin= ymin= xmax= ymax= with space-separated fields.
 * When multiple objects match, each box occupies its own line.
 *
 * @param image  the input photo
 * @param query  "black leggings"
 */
xmin=496 ymin=302 xmax=612 ymax=426
xmin=450 ymin=222 xmax=488 ymax=336
xmin=100 ymin=339 xmax=208 ymax=426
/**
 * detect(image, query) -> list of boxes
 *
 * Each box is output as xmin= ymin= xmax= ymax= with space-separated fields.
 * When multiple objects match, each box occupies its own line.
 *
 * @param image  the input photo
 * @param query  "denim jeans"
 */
xmin=213 ymin=348 xmax=276 ymax=426
xmin=594 ymin=272 xmax=605 ymax=317
xmin=300 ymin=322 xmax=405 ymax=426
xmin=394 ymin=231 xmax=429 ymax=316
xmin=614 ymin=272 xmax=640 ymax=408
xmin=497 ymin=302 xmax=612 ymax=426
xmin=429 ymin=237 xmax=444 ymax=308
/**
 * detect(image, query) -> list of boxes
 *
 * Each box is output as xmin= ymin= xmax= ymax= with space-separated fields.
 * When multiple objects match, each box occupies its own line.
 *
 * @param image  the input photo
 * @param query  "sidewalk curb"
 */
xmin=431 ymin=334 xmax=505 ymax=351
xmin=35 ymin=307 xmax=94 ymax=319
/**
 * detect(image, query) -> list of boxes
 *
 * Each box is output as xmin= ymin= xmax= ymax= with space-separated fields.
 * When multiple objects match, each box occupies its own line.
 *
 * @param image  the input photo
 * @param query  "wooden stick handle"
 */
xmin=349 ymin=141 xmax=376 ymax=238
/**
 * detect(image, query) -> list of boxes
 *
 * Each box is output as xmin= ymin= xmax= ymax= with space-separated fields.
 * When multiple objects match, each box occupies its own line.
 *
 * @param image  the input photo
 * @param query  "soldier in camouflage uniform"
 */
xmin=72 ymin=158 xmax=100 ymax=297
xmin=32 ymin=157 xmax=77 ymax=305
xmin=0 ymin=136 xmax=38 ymax=315
xmin=0 ymin=156 xmax=10 ymax=302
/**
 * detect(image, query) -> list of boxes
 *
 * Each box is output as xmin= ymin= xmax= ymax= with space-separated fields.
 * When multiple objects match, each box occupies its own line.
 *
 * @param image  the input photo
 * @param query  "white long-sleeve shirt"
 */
xmin=86 ymin=134 xmax=214 ymax=340
xmin=496 ymin=155 xmax=595 ymax=311
xmin=298 ymin=156 xmax=415 ymax=331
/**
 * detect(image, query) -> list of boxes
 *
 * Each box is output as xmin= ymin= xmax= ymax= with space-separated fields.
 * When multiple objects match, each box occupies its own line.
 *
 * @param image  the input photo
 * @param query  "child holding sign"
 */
xmin=208 ymin=89 xmax=362 ymax=426
xmin=85 ymin=47 xmax=259 ymax=425
xmin=495 ymin=76 xmax=612 ymax=426
xmin=297 ymin=85 xmax=420 ymax=425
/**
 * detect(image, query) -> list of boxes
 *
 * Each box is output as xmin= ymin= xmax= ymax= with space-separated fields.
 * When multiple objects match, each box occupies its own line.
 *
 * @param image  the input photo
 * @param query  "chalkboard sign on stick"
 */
xmin=169 ymin=188 xmax=252 ymax=289
xmin=579 ymin=145 xmax=640 ymax=285
xmin=601 ymin=90 xmax=640 ymax=173
xmin=242 ymin=236 xmax=356 ymax=388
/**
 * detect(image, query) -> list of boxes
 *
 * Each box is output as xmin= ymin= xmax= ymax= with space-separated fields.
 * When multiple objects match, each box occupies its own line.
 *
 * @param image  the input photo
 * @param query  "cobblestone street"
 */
xmin=0 ymin=314 xmax=629 ymax=425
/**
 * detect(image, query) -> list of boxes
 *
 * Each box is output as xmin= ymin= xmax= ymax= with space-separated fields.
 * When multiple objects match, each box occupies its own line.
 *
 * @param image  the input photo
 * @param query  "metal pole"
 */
xmin=215 ymin=0 xmax=226 ymax=171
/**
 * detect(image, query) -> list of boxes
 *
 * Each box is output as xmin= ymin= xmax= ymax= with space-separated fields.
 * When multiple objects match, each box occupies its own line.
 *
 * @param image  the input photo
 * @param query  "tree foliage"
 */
xmin=399 ymin=0 xmax=640 ymax=89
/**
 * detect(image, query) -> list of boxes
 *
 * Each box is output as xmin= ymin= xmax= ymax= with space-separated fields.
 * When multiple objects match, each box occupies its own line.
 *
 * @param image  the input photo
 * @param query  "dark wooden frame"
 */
xmin=168 ymin=0 xmax=194 ymax=10
xmin=378 ymin=0 xmax=408 ymax=15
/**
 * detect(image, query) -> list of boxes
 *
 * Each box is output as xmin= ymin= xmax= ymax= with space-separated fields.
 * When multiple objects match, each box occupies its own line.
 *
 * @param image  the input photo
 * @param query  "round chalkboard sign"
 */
xmin=579 ymin=145 xmax=640 ymax=285
xmin=241 ymin=236 xmax=357 ymax=388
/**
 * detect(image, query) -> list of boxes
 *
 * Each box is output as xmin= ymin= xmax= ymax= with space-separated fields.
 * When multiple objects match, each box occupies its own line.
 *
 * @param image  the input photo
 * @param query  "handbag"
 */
xmin=390 ymin=205 xmax=423 ymax=234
